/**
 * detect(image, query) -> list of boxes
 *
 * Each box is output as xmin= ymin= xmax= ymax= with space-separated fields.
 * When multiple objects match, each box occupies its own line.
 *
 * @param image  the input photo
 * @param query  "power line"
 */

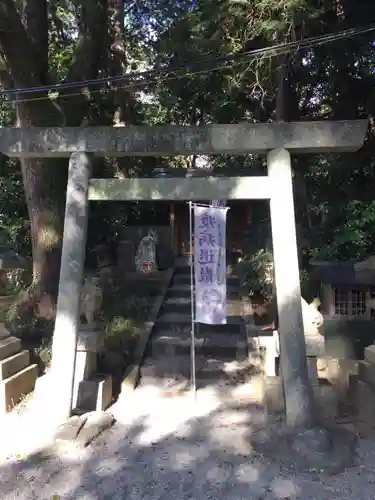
xmin=7 ymin=25 xmax=373 ymax=107
xmin=0 ymin=23 xmax=374 ymax=100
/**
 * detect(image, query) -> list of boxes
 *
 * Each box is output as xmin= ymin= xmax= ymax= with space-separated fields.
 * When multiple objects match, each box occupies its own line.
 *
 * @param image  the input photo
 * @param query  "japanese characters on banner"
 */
xmin=194 ymin=205 xmax=228 ymax=325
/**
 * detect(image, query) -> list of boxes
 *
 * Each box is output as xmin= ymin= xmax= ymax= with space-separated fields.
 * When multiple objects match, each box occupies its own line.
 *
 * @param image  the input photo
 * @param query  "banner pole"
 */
xmin=189 ymin=201 xmax=197 ymax=399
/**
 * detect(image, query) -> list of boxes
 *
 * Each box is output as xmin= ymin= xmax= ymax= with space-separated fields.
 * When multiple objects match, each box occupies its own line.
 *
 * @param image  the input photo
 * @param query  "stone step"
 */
xmin=0 ymin=364 xmax=38 ymax=414
xmin=164 ymin=296 xmax=191 ymax=308
xmin=160 ymin=297 xmax=243 ymax=316
xmin=167 ymin=284 xmax=239 ymax=298
xmin=148 ymin=331 xmax=248 ymax=358
xmin=152 ymin=322 xmax=247 ymax=337
xmin=163 ymin=296 xmax=192 ymax=308
xmin=156 ymin=312 xmax=243 ymax=324
xmin=172 ymin=273 xmax=240 ymax=286
xmin=0 ymin=336 xmax=21 ymax=362
xmin=140 ymin=355 xmax=256 ymax=383
xmin=0 ymin=350 xmax=30 ymax=381
xmin=136 ymin=376 xmax=263 ymax=401
xmin=174 ymin=257 xmax=190 ymax=268
xmin=155 ymin=313 xmax=243 ymax=334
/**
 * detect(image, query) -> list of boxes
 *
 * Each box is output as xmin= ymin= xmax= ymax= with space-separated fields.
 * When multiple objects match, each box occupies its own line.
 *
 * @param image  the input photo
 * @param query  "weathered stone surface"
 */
xmin=89 ymin=177 xmax=271 ymax=201
xmin=0 ymin=363 xmax=38 ymax=413
xmin=359 ymin=360 xmax=375 ymax=388
xmin=269 ymin=149 xmax=315 ymax=428
xmin=0 ymin=336 xmax=21 ymax=362
xmin=150 ymin=331 xmax=247 ymax=359
xmin=76 ymin=327 xmax=104 ymax=353
xmin=54 ymin=415 xmax=87 ymax=443
xmin=75 ymin=375 xmax=112 ymax=412
xmin=0 ymin=349 xmax=29 ymax=380
xmin=271 ymin=332 xmax=325 ymax=358
xmin=141 ymin=355 xmax=254 ymax=383
xmin=304 ymin=335 xmax=325 ymax=357
xmin=306 ymin=357 xmax=319 ymax=385
xmin=0 ymin=121 xmax=367 ymax=158
xmin=50 ymin=152 xmax=92 ymax=421
xmin=75 ymin=411 xmax=115 ymax=448
xmin=364 ymin=344 xmax=375 ymax=364
xmin=264 ymin=376 xmax=285 ymax=413
xmin=0 ymin=324 xmax=10 ymax=340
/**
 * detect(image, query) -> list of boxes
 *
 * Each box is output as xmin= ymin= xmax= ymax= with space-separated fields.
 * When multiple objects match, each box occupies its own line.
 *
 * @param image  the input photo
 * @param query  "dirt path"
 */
xmin=0 ymin=386 xmax=375 ymax=500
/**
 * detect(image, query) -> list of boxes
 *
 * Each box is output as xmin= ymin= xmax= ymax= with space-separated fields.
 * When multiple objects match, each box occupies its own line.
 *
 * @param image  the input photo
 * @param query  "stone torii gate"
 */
xmin=0 ymin=120 xmax=368 ymax=428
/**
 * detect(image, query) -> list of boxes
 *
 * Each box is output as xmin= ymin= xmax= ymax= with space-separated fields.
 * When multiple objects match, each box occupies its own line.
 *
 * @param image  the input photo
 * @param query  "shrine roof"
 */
xmin=310 ymin=260 xmax=375 ymax=286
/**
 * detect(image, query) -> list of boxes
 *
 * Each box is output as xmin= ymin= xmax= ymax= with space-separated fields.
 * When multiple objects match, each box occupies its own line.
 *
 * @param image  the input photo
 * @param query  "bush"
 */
xmin=236 ymin=248 xmax=274 ymax=300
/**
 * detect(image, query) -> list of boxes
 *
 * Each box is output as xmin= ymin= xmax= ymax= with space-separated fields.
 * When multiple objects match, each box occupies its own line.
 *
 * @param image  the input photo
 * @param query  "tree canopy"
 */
xmin=0 ymin=0 xmax=375 ymax=327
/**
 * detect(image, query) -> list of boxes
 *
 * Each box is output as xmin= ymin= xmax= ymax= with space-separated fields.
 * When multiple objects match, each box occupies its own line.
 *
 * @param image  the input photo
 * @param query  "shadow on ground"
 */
xmin=1 ymin=393 xmax=375 ymax=500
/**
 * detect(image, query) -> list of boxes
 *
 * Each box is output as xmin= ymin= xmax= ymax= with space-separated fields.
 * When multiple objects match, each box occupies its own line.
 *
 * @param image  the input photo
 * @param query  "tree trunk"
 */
xmin=0 ymin=0 xmax=107 ymax=335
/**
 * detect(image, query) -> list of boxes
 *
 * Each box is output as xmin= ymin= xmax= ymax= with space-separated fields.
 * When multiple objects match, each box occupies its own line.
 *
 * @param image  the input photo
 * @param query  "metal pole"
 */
xmin=189 ymin=201 xmax=197 ymax=398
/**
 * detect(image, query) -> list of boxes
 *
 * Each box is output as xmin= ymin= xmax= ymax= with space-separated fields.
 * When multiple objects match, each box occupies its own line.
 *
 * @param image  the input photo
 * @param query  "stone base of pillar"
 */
xmin=75 ymin=374 xmax=113 ymax=413
xmin=72 ymin=325 xmax=109 ymax=412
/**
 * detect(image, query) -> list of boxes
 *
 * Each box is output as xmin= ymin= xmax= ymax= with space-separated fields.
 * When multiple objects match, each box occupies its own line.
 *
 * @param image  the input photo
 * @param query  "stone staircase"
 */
xmin=138 ymin=259 xmax=258 ymax=394
xmin=0 ymin=324 xmax=38 ymax=415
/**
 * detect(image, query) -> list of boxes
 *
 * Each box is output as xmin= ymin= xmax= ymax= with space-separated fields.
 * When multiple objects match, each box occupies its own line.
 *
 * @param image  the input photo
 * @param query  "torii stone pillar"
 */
xmin=268 ymin=149 xmax=314 ymax=428
xmin=50 ymin=152 xmax=92 ymax=422
xmin=0 ymin=120 xmax=367 ymax=426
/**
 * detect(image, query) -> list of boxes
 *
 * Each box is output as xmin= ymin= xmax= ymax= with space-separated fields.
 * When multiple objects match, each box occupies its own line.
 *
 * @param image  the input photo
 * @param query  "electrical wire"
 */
xmin=1 ymin=23 xmax=374 ymax=105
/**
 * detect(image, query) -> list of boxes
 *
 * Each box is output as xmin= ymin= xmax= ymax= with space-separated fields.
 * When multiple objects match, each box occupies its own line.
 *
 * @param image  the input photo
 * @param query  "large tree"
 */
xmin=0 ymin=0 xmax=107 ymax=331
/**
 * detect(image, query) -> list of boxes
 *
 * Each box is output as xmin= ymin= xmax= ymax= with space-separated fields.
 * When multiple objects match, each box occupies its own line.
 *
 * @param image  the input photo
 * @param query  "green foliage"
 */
xmin=1 ymin=0 xmax=375 ymax=308
xmin=236 ymin=249 xmax=274 ymax=299
xmin=0 ymin=156 xmax=30 ymax=255
xmin=99 ymin=280 xmax=156 ymax=376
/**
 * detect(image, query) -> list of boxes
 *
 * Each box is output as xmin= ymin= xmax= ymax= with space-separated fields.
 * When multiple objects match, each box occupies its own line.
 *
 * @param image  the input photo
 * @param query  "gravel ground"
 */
xmin=1 ymin=386 xmax=375 ymax=500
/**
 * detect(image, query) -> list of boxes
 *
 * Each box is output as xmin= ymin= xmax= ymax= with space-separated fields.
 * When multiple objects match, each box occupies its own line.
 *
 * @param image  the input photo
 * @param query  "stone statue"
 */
xmin=80 ymin=275 xmax=103 ymax=327
xmin=303 ymin=297 xmax=324 ymax=332
xmin=135 ymin=229 xmax=158 ymax=273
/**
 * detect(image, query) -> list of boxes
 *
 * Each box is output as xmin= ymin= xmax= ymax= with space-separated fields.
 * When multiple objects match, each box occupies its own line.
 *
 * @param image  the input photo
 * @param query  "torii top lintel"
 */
xmin=0 ymin=120 xmax=368 ymax=158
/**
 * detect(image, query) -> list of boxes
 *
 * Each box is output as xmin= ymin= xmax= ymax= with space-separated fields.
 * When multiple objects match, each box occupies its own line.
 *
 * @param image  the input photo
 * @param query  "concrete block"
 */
xmin=306 ymin=357 xmax=319 ymax=385
xmin=364 ymin=344 xmax=375 ymax=365
xmin=74 ymin=375 xmax=112 ymax=412
xmin=77 ymin=327 xmax=104 ymax=353
xmin=0 ymin=336 xmax=21 ymax=362
xmin=72 ymin=350 xmax=98 ymax=408
xmin=0 ymin=350 xmax=30 ymax=380
xmin=265 ymin=376 xmax=285 ymax=413
xmin=0 ymin=364 xmax=38 ymax=413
